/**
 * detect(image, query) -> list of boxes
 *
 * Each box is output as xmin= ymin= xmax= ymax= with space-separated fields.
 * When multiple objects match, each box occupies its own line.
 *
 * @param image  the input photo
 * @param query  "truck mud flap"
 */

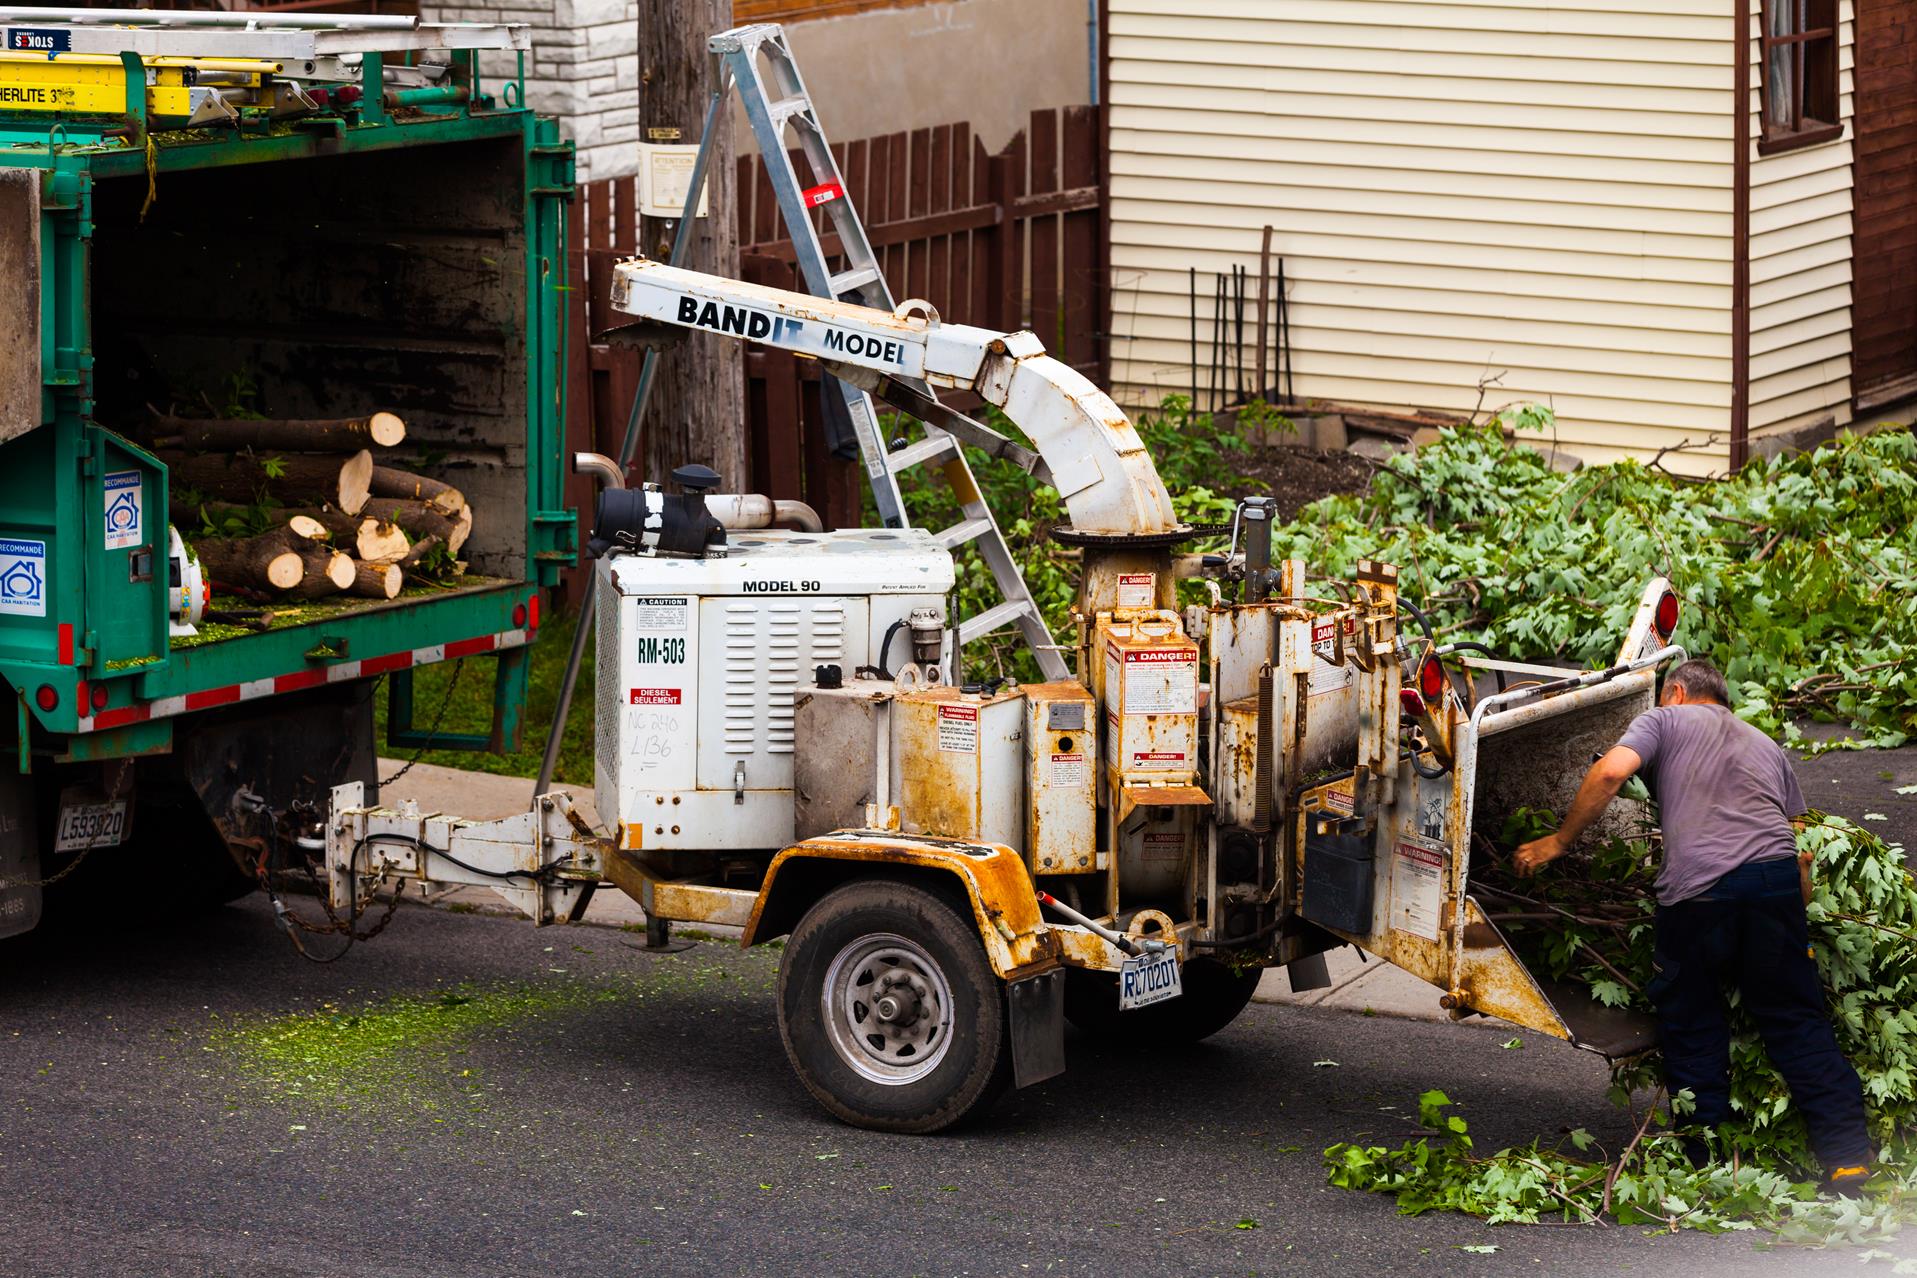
xmin=1008 ymin=967 xmax=1065 ymax=1089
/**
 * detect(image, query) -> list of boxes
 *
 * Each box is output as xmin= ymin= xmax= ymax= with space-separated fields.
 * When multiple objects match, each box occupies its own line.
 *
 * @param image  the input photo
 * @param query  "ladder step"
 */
xmin=767 ymin=94 xmax=813 ymax=126
xmin=956 ymin=599 xmax=1036 ymax=644
xmin=829 ymin=266 xmax=881 ymax=297
xmin=887 ymin=434 xmax=959 ymax=471
xmin=934 ymin=518 xmax=993 ymax=551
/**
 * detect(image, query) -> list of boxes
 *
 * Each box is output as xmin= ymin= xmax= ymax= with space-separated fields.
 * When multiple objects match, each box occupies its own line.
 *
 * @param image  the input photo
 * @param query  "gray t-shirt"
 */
xmin=1615 ymin=703 xmax=1806 ymax=906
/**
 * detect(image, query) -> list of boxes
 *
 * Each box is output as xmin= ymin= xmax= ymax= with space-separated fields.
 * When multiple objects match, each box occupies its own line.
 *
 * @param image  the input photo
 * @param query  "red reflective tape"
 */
xmin=445 ymin=635 xmax=498 ymax=660
xmin=185 ymin=685 xmax=242 ymax=711
xmin=274 ymin=669 xmax=329 ymax=694
xmin=359 ymin=651 xmax=414 ymax=677
xmin=56 ymin=624 xmax=73 ymax=666
xmin=91 ymin=704 xmax=150 ymax=730
xmin=801 ymin=178 xmax=844 ymax=208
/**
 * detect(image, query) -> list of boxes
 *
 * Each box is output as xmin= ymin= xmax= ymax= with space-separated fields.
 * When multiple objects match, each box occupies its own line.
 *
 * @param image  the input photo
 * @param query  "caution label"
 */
xmin=1308 ymin=616 xmax=1358 ymax=697
xmin=630 ymin=596 xmax=688 ymax=633
xmin=1141 ymin=831 xmax=1185 ymax=863
xmin=937 ymin=703 xmax=978 ymax=754
xmin=1390 ymin=838 xmax=1445 ymax=941
xmin=1116 ymin=646 xmax=1198 ymax=715
xmin=1115 ymin=573 xmax=1155 ymax=609
xmin=1047 ymin=751 xmax=1087 ymax=788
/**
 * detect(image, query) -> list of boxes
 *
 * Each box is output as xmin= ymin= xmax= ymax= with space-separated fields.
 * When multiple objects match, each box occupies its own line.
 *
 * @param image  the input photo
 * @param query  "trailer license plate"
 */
xmin=54 ymin=797 xmax=128 ymax=853
xmin=1118 ymin=950 xmax=1183 ymax=1010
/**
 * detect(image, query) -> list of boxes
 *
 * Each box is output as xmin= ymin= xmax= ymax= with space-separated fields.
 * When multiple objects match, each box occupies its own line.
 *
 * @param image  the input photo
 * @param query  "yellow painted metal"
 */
xmin=0 ymin=53 xmax=275 ymax=121
xmin=741 ymin=832 xmax=1061 ymax=979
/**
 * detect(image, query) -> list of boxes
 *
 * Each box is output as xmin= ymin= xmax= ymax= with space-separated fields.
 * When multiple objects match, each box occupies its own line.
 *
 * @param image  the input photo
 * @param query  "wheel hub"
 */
xmin=820 ymin=932 xmax=955 ymax=1086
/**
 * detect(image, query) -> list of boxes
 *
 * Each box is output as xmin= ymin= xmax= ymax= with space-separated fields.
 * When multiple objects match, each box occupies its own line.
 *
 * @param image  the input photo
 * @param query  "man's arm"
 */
xmin=1513 ymin=745 xmax=1643 ymax=877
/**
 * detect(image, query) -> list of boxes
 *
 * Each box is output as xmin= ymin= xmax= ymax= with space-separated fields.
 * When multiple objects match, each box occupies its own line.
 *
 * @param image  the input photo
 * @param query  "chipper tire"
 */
xmin=777 ymin=879 xmax=1010 ymax=1134
xmin=1063 ymin=958 xmax=1262 ymax=1045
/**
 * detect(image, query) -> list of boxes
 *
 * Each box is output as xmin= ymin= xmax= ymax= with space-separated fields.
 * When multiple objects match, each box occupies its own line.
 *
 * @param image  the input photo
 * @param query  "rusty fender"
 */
xmin=740 ymin=833 xmax=1061 ymax=979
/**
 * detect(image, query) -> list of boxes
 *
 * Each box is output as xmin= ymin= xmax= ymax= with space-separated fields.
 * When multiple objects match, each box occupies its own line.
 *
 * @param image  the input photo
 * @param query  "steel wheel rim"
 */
xmin=820 ymin=931 xmax=955 ymax=1086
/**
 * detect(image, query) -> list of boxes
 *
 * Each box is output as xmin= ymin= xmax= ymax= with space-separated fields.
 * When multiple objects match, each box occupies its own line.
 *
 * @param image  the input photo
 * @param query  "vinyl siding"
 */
xmin=1746 ymin=1 xmax=1856 ymax=443
xmin=1107 ymin=0 xmax=1740 ymax=471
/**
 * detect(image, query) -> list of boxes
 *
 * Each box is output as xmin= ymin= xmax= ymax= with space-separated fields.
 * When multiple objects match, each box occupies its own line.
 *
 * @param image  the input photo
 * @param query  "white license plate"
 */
xmin=54 ymin=797 xmax=128 ymax=853
xmin=1118 ymin=949 xmax=1184 ymax=1010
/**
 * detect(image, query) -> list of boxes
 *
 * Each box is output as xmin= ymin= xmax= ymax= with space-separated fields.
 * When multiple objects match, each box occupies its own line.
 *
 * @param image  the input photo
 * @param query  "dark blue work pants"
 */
xmin=1648 ymin=855 xmax=1873 ymax=1170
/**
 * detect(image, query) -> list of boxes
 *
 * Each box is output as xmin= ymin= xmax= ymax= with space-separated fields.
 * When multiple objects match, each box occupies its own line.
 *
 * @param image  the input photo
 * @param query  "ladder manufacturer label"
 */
xmin=6 ymin=28 xmax=71 ymax=53
xmin=801 ymin=178 xmax=844 ymax=208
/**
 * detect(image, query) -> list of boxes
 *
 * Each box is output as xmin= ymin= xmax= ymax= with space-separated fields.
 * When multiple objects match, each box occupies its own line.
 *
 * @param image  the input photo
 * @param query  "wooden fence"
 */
xmin=563 ymin=105 xmax=1106 ymax=546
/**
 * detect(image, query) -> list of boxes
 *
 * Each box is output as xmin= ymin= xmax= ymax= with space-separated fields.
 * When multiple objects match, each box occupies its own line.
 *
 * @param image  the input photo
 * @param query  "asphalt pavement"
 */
xmin=0 ymin=889 xmax=1890 ymax=1278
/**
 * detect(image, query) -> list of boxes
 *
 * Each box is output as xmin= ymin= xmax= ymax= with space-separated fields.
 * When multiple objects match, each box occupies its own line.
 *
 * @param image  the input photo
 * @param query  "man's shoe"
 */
xmin=1823 ymin=1164 xmax=1872 ymax=1197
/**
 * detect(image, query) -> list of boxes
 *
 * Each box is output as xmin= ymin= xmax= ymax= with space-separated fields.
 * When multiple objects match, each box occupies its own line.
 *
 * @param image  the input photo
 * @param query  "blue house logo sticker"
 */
xmin=0 ymin=539 xmax=46 ymax=617
xmin=104 ymin=471 xmax=143 ymax=550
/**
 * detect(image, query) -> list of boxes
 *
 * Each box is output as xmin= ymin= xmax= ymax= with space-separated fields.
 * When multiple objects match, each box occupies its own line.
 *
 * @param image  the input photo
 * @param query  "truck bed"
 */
xmin=175 ymin=576 xmax=519 ymax=651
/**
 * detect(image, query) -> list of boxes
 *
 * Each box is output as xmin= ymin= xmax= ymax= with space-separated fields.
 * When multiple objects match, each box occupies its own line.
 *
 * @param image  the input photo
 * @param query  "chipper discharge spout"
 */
xmin=1290 ymin=579 xmax=1686 ymax=1057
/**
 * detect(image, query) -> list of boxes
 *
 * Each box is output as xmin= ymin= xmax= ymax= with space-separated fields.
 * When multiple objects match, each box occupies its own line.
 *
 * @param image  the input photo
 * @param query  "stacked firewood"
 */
xmin=149 ymin=412 xmax=470 ymax=603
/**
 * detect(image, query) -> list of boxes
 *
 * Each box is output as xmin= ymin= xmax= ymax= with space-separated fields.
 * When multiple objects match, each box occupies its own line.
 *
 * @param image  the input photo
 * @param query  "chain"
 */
xmin=0 ymin=838 xmax=106 ymax=891
xmin=382 ymin=657 xmax=467 ymax=787
xmin=248 ymin=802 xmax=405 ymax=962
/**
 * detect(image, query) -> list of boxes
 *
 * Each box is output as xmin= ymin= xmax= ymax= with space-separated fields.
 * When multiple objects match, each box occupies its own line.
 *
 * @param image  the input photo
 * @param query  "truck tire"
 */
xmin=777 ymin=879 xmax=1010 ymax=1134
xmin=1063 ymin=958 xmax=1263 ymax=1045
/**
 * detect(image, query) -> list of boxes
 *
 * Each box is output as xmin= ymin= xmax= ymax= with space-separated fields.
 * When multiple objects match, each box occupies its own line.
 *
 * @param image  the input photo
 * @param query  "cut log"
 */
xmin=281 ymin=506 xmax=410 ymax=561
xmin=367 ymin=466 xmax=464 ymax=516
xmin=189 ymin=528 xmax=311 ymax=593
xmin=348 ymin=560 xmax=403 ymax=600
xmin=287 ymin=514 xmax=330 ymax=541
xmin=358 ymin=498 xmax=468 ymax=557
xmin=162 ymin=449 xmax=373 ymax=516
xmin=148 ymin=412 xmax=406 ymax=453
xmin=284 ymin=546 xmax=356 ymax=599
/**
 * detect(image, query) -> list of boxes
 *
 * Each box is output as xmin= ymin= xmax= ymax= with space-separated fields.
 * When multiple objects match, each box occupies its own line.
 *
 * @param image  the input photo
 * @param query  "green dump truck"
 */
xmin=0 ymin=11 xmax=574 ymax=936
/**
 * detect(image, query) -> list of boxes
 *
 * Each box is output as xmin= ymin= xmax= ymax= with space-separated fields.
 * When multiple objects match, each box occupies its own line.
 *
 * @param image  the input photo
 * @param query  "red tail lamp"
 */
xmin=1399 ymin=689 xmax=1427 ymax=718
xmin=529 ymin=594 xmax=540 ymax=629
xmin=1418 ymin=653 xmax=1445 ymax=702
xmin=34 ymin=684 xmax=57 ymax=712
xmin=91 ymin=682 xmax=109 ymax=709
xmin=513 ymin=602 xmax=527 ymax=628
xmin=1654 ymin=590 xmax=1680 ymax=639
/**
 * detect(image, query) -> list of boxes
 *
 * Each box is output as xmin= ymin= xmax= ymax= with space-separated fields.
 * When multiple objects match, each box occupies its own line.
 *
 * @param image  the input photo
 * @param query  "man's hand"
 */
xmin=1513 ymin=832 xmax=1568 ymax=878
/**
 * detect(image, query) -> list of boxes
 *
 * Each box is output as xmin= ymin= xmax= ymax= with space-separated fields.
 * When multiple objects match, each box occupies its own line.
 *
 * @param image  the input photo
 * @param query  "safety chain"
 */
xmin=0 ymin=839 xmax=105 ymax=891
xmin=381 ymin=657 xmax=468 ymax=788
xmin=248 ymin=799 xmax=404 ymax=963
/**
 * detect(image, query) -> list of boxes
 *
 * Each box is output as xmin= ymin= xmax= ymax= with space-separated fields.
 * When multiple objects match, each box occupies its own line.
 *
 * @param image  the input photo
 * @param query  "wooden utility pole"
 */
xmin=636 ymin=0 xmax=747 ymax=491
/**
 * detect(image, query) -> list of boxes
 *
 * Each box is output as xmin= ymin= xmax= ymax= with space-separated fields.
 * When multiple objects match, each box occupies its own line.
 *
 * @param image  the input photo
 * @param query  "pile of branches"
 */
xmin=1271 ymin=418 xmax=1917 ymax=749
xmin=140 ymin=410 xmax=472 ymax=607
xmin=1327 ymin=813 xmax=1917 ymax=1239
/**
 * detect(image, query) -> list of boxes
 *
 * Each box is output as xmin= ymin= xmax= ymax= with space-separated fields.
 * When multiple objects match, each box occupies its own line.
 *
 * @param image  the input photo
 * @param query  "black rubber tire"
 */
xmin=1063 ymin=957 xmax=1263 ymax=1044
xmin=777 ymin=879 xmax=1010 ymax=1134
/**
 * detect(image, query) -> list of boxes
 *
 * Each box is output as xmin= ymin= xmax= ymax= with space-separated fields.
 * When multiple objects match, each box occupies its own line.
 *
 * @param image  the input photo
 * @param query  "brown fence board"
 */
xmin=1028 ymin=108 xmax=1060 ymax=356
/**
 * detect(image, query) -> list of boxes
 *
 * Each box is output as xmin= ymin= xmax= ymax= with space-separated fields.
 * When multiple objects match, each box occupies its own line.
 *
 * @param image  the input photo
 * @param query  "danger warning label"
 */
xmin=1309 ymin=616 xmax=1359 ymax=697
xmin=1048 ymin=751 xmax=1087 ymax=788
xmin=937 ymin=704 xmax=978 ymax=754
xmin=1112 ymin=645 xmax=1198 ymax=715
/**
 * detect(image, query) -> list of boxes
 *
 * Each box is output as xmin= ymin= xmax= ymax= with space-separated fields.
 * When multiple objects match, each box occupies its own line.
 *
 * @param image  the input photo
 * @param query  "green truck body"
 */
xmin=0 ymin=46 xmax=575 ymax=935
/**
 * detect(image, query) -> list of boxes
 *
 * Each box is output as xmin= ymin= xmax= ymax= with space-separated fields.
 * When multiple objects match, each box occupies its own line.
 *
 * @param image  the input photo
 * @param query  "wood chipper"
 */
xmin=326 ymin=259 xmax=1687 ymax=1132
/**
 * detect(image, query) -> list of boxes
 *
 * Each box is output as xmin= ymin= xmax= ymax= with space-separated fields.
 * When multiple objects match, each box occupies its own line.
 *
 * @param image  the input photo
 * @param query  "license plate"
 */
xmin=1118 ymin=949 xmax=1184 ymax=1010
xmin=54 ymin=796 xmax=128 ymax=853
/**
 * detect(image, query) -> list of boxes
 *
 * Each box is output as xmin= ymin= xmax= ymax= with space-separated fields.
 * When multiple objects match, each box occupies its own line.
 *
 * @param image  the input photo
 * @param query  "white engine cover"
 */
xmin=595 ymin=528 xmax=953 ymax=854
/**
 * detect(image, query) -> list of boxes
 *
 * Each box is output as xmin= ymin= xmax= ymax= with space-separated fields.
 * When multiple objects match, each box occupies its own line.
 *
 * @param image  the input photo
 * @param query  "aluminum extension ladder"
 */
xmin=684 ymin=23 xmax=1068 ymax=681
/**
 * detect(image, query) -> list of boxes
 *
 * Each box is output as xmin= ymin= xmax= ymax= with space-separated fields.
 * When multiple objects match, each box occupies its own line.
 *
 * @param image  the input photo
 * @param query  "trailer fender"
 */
xmin=741 ymin=831 xmax=1060 ymax=980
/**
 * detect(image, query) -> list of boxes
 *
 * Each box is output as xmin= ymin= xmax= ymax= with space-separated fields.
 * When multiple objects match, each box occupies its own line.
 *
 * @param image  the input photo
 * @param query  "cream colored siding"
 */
xmin=1746 ymin=2 xmax=1856 ymax=443
xmin=1108 ymin=0 xmax=1739 ymax=470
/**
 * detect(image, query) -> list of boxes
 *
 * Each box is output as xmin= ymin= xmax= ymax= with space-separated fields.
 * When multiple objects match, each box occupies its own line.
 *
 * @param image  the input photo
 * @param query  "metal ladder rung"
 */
xmin=886 ymin=433 xmax=958 ymax=472
xmin=767 ymin=94 xmax=812 ymax=126
xmin=956 ymin=599 xmax=1036 ymax=645
xmin=934 ymin=518 xmax=993 ymax=551
xmin=829 ymin=266 xmax=881 ymax=296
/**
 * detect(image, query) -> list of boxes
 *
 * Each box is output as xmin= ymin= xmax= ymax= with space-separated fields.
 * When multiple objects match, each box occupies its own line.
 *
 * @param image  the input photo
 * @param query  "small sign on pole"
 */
xmin=637 ymin=142 xmax=708 ymax=218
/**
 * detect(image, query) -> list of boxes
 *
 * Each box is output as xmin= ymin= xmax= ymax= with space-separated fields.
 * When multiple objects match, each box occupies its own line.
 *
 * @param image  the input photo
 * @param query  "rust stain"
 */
xmin=740 ymin=833 xmax=1059 ymax=978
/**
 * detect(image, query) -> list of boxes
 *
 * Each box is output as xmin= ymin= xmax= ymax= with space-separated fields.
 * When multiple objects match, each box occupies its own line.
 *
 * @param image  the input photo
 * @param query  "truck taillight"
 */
xmin=1399 ymin=688 xmax=1426 ymax=718
xmin=513 ymin=603 xmax=526 ymax=628
xmin=1418 ymin=654 xmax=1445 ymax=701
xmin=34 ymin=684 xmax=56 ymax=712
xmin=529 ymin=595 xmax=540 ymax=629
xmin=91 ymin=683 xmax=109 ymax=709
xmin=1654 ymin=590 xmax=1680 ymax=638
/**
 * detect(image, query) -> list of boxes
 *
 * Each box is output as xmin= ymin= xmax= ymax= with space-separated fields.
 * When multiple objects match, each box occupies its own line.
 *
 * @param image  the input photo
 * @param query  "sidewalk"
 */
xmin=376 ymin=757 xmax=1491 ymax=1026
